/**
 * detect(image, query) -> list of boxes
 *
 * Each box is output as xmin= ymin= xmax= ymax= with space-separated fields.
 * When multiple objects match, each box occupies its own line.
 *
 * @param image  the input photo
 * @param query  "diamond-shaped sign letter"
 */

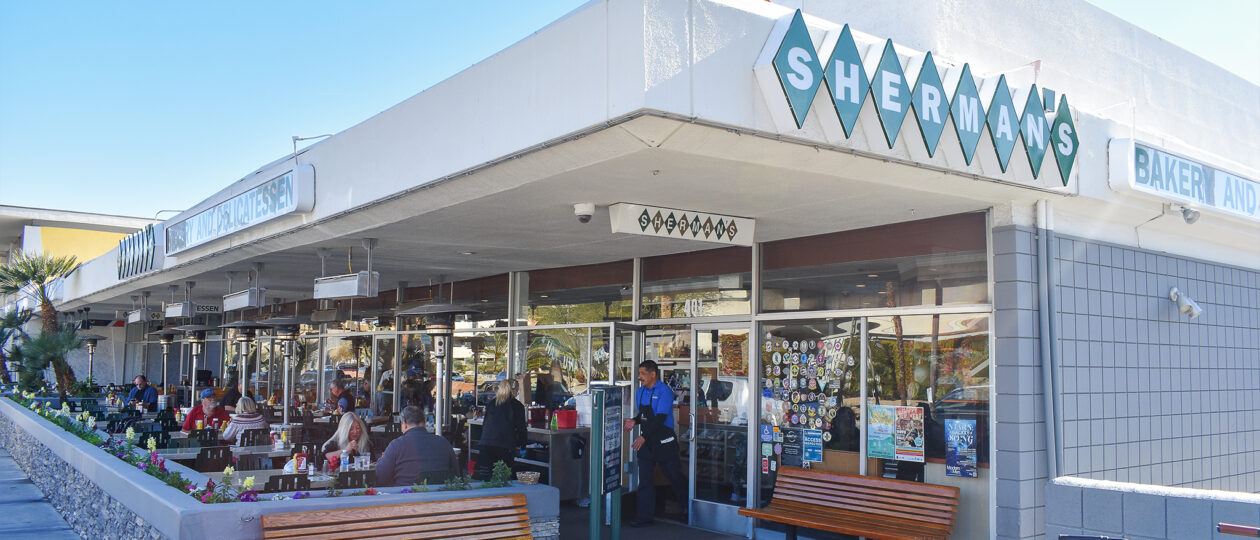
xmin=651 ymin=211 xmax=665 ymax=233
xmin=950 ymin=64 xmax=985 ymax=165
xmin=637 ymin=209 xmax=652 ymax=231
xmin=911 ymin=52 xmax=949 ymax=157
xmin=771 ymin=10 xmax=823 ymax=129
xmin=677 ymin=214 xmax=690 ymax=235
xmin=1050 ymin=95 xmax=1079 ymax=187
xmin=871 ymin=40 xmax=911 ymax=148
xmin=690 ymin=217 xmax=702 ymax=237
xmin=715 ymin=219 xmax=727 ymax=240
xmin=665 ymin=213 xmax=677 ymax=233
xmin=823 ymin=24 xmax=868 ymax=138
xmin=727 ymin=220 xmax=739 ymax=240
xmin=702 ymin=217 xmax=715 ymax=238
xmin=986 ymin=75 xmax=1019 ymax=172
xmin=1020 ymin=84 xmax=1051 ymax=178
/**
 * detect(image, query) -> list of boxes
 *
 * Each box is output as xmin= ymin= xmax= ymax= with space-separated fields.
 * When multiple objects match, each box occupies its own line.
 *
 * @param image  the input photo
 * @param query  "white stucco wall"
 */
xmin=57 ymin=0 xmax=1258 ymax=306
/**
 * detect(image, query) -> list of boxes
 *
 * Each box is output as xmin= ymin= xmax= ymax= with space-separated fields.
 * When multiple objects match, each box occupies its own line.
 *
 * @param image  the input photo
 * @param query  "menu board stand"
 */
xmin=589 ymin=385 xmax=625 ymax=540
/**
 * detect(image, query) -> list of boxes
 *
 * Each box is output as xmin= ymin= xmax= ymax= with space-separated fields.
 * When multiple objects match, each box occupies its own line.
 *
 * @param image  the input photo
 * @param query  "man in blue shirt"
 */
xmin=622 ymin=360 xmax=687 ymax=527
xmin=126 ymin=375 xmax=158 ymax=412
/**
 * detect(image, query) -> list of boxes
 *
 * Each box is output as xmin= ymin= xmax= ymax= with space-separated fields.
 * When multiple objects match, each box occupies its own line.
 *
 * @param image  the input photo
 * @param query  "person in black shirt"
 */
xmin=219 ymin=380 xmax=252 ymax=413
xmin=476 ymin=380 xmax=527 ymax=479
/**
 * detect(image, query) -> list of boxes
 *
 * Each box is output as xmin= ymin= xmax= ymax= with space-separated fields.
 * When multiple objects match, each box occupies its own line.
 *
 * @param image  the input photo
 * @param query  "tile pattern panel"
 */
xmin=1053 ymin=233 xmax=1260 ymax=493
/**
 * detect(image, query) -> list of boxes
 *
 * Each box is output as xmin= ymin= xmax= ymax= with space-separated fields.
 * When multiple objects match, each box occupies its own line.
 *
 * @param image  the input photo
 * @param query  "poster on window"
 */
xmin=866 ymin=405 xmax=895 ymax=459
xmin=945 ymin=418 xmax=978 ymax=478
xmin=894 ymin=406 xmax=925 ymax=462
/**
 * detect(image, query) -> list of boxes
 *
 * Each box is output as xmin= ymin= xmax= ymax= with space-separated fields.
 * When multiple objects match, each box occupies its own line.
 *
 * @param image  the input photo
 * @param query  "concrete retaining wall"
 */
xmin=1047 ymin=476 xmax=1260 ymax=540
xmin=0 ymin=397 xmax=560 ymax=539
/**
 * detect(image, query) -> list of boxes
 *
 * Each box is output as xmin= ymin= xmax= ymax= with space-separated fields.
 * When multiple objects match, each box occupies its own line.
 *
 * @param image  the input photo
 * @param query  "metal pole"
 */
xmin=589 ymin=387 xmax=604 ymax=540
xmin=161 ymin=344 xmax=169 ymax=402
xmin=283 ymin=340 xmax=292 ymax=426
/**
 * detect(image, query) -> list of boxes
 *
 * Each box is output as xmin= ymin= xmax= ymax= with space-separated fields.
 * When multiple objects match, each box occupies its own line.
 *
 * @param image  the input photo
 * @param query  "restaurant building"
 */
xmin=28 ymin=0 xmax=1259 ymax=538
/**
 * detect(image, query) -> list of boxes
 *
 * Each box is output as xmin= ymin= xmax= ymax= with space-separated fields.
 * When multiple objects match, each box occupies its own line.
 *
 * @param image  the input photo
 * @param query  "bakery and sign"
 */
xmin=608 ymin=203 xmax=755 ymax=246
xmin=754 ymin=10 xmax=1078 ymax=186
xmin=165 ymin=164 xmax=315 ymax=255
xmin=1130 ymin=143 xmax=1259 ymax=221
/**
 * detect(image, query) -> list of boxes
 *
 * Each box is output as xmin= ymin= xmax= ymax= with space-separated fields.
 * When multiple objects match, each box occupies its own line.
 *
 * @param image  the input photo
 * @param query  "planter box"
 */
xmin=0 ymin=398 xmax=559 ymax=539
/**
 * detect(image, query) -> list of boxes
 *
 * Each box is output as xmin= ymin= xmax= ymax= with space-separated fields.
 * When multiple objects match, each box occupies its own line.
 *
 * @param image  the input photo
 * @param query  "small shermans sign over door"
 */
xmin=609 ymin=203 xmax=754 ymax=246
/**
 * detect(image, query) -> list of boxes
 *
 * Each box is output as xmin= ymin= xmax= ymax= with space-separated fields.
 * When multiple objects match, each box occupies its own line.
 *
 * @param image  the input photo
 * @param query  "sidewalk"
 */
xmin=558 ymin=501 xmax=745 ymax=540
xmin=0 ymin=448 xmax=79 ymax=539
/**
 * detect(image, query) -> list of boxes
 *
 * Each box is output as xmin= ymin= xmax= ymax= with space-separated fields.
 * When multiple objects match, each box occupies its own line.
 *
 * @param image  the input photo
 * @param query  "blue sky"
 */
xmin=1 ymin=1 xmax=1256 ymax=219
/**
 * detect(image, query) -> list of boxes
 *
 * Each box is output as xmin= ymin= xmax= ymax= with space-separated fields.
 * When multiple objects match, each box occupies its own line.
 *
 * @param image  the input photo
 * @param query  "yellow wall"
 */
xmin=36 ymin=226 xmax=127 ymax=261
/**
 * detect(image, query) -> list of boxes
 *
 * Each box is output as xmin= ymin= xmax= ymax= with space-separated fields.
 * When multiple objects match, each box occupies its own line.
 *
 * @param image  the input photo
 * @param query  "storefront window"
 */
xmin=694 ymin=327 xmax=750 ymax=504
xmin=864 ymin=313 xmax=990 ymax=539
xmin=761 ymin=213 xmax=988 ymax=312
xmin=757 ymin=319 xmax=862 ymax=504
xmin=523 ymin=328 xmax=590 ymax=407
xmin=641 ymin=246 xmax=751 ymax=319
xmin=755 ymin=314 xmax=989 ymax=538
xmin=516 ymin=262 xmax=633 ymax=325
xmin=453 ymin=331 xmax=509 ymax=408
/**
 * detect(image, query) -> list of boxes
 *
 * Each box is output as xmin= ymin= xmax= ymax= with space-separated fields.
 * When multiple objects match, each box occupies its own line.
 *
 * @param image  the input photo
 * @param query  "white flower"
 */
xmin=242 ymin=476 xmax=255 ymax=491
xmin=146 ymin=437 xmax=158 ymax=452
xmin=222 ymin=466 xmax=235 ymax=476
xmin=125 ymin=427 xmax=136 ymax=442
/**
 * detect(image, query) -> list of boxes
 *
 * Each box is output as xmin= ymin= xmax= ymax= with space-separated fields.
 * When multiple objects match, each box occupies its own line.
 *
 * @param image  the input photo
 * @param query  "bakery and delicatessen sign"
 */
xmin=754 ymin=10 xmax=1079 ymax=187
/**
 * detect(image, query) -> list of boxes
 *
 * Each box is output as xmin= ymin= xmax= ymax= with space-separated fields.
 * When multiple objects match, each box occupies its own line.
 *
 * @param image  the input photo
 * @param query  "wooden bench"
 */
xmin=738 ymin=467 xmax=960 ymax=540
xmin=261 ymin=493 xmax=533 ymax=539
xmin=1220 ymin=522 xmax=1260 ymax=537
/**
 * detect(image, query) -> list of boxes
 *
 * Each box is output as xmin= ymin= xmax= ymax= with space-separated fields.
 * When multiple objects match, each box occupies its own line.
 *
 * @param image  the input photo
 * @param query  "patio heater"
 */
xmin=147 ymin=328 xmax=183 ymax=405
xmin=396 ymin=303 xmax=481 ymax=438
xmin=219 ymin=320 xmax=271 ymax=394
xmin=80 ymin=334 xmax=107 ymax=387
xmin=173 ymin=324 xmax=213 ymax=407
xmin=262 ymin=317 xmax=304 ymax=426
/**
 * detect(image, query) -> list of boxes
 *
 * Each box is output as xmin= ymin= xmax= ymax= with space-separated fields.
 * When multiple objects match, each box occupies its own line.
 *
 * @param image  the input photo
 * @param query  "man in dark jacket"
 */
xmin=375 ymin=405 xmax=458 ymax=487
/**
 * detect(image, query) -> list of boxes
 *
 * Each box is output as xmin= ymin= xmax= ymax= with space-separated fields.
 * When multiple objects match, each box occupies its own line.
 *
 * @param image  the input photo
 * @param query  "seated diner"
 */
xmin=375 ymin=405 xmax=458 ymax=486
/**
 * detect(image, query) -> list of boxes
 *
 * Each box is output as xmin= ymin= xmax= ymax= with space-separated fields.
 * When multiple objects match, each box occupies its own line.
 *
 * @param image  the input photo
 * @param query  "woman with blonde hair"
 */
xmin=322 ymin=411 xmax=371 ymax=466
xmin=220 ymin=396 xmax=269 ymax=446
xmin=475 ymin=379 xmax=527 ymax=479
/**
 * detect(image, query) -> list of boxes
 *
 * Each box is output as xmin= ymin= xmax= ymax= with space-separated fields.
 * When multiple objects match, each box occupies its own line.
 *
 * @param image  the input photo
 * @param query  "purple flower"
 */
xmin=293 ymin=491 xmax=309 ymax=499
xmin=136 ymin=462 xmax=146 ymax=471
xmin=185 ymin=485 xmax=196 ymax=492
xmin=238 ymin=491 xmax=258 ymax=502
xmin=200 ymin=492 xmax=211 ymax=503
xmin=400 ymin=488 xmax=412 ymax=494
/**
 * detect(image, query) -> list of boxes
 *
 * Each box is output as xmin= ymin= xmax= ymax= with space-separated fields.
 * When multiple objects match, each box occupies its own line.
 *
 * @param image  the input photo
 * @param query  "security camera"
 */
xmin=1169 ymin=287 xmax=1204 ymax=319
xmin=573 ymin=203 xmax=595 ymax=224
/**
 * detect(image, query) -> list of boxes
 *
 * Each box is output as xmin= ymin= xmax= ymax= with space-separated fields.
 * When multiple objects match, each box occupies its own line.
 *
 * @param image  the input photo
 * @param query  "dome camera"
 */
xmin=573 ymin=203 xmax=595 ymax=224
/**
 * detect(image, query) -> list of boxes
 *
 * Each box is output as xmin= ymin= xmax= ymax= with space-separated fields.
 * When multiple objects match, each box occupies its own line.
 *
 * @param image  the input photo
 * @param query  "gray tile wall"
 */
xmin=1053 ymin=234 xmax=1260 ymax=492
xmin=994 ymin=225 xmax=1047 ymax=539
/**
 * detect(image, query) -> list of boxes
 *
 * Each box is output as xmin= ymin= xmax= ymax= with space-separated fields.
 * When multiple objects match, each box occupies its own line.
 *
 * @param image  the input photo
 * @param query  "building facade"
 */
xmin=26 ymin=1 xmax=1259 ymax=538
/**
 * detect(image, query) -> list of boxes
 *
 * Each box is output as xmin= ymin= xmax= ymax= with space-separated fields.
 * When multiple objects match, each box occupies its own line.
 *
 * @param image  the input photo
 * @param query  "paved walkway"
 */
xmin=0 ymin=449 xmax=79 ymax=539
xmin=558 ymin=501 xmax=744 ymax=540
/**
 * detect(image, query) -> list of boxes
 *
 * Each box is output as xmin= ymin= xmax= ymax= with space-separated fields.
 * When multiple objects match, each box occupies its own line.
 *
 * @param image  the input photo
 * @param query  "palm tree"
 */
xmin=0 ymin=309 xmax=34 ymax=384
xmin=13 ymin=328 xmax=83 ymax=398
xmin=0 ymin=250 xmax=82 ymax=392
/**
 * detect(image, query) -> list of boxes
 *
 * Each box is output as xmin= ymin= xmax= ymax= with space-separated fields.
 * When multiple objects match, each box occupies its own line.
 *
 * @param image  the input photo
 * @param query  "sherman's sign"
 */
xmin=754 ymin=10 xmax=1078 ymax=186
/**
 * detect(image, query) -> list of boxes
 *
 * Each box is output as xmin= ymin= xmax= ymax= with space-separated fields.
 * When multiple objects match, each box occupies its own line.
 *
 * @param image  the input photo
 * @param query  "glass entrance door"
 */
xmin=689 ymin=325 xmax=751 ymax=535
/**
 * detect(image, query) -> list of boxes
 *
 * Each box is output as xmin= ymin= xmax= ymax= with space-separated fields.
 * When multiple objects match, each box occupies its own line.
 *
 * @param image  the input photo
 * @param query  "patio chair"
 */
xmin=236 ymin=453 xmax=271 ymax=471
xmin=261 ymin=474 xmax=310 ymax=493
xmin=238 ymin=428 xmax=269 ymax=447
xmin=138 ymin=431 xmax=170 ymax=450
xmin=333 ymin=470 xmax=376 ymax=490
xmin=168 ymin=438 xmax=200 ymax=450
xmin=291 ymin=443 xmax=321 ymax=469
xmin=188 ymin=428 xmax=219 ymax=445
xmin=192 ymin=446 xmax=232 ymax=473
